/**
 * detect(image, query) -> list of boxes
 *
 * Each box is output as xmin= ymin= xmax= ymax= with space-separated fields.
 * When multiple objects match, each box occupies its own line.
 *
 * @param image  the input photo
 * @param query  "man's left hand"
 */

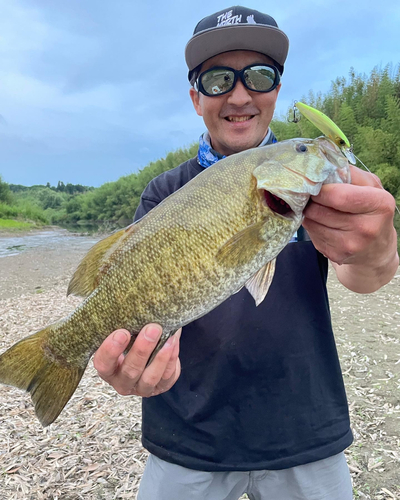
xmin=303 ymin=165 xmax=399 ymax=293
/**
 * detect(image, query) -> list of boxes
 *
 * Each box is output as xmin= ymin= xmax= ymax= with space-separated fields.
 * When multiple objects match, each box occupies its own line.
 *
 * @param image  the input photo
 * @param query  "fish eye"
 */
xmin=296 ymin=143 xmax=307 ymax=153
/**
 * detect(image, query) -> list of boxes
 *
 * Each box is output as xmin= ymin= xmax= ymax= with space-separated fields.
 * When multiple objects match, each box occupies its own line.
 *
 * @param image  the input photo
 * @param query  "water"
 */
xmin=0 ymin=228 xmax=100 ymax=258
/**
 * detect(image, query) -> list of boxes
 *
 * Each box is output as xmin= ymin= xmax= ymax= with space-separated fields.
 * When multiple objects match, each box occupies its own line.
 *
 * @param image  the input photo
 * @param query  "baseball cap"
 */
xmin=185 ymin=6 xmax=289 ymax=81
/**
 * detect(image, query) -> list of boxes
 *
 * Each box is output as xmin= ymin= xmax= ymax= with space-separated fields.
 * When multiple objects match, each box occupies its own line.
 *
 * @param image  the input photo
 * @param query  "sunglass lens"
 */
xmin=200 ymin=69 xmax=235 ymax=95
xmin=244 ymin=66 xmax=277 ymax=91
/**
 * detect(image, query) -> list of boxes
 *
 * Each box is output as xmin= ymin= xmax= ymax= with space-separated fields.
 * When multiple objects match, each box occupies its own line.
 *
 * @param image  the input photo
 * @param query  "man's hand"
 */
xmin=93 ymin=324 xmax=181 ymax=397
xmin=303 ymin=165 xmax=399 ymax=293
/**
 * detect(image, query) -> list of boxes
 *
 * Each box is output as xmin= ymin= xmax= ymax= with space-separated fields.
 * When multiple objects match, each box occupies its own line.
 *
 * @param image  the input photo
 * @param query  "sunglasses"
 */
xmin=196 ymin=64 xmax=280 ymax=97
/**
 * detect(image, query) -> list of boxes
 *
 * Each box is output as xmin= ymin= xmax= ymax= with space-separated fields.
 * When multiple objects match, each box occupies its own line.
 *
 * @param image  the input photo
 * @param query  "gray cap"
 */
xmin=185 ymin=6 xmax=289 ymax=79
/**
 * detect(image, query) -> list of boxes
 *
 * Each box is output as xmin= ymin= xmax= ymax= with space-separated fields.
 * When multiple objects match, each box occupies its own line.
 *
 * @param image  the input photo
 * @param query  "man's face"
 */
xmin=190 ymin=50 xmax=281 ymax=156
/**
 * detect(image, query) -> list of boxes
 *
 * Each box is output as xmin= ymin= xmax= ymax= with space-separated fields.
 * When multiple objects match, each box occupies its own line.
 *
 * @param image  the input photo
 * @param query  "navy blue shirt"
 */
xmin=135 ymin=157 xmax=352 ymax=472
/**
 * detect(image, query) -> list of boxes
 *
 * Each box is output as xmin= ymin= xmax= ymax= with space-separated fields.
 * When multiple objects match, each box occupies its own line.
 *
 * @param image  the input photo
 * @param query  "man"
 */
xmin=93 ymin=7 xmax=398 ymax=499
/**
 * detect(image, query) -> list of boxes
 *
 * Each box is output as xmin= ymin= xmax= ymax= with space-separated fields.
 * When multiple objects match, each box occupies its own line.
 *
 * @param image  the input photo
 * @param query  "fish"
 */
xmin=295 ymin=101 xmax=357 ymax=164
xmin=0 ymin=137 xmax=351 ymax=426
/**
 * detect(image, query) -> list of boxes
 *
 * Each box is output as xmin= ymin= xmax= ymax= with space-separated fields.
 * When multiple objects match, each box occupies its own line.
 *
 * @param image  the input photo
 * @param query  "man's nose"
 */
xmin=226 ymin=79 xmax=252 ymax=106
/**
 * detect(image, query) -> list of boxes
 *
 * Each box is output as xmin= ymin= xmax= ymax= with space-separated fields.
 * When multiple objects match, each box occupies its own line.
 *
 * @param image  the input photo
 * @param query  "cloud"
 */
xmin=0 ymin=0 xmax=399 ymax=186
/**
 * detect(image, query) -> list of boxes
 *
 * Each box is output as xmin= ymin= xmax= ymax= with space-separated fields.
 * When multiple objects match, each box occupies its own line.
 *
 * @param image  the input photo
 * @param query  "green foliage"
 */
xmin=61 ymin=143 xmax=198 ymax=224
xmin=0 ymin=202 xmax=18 ymax=219
xmin=1 ymin=182 xmax=94 ymax=227
xmin=273 ymin=63 xmax=400 ymax=206
xmin=13 ymin=201 xmax=49 ymax=223
xmin=394 ymin=211 xmax=400 ymax=249
xmin=5 ymin=64 xmax=400 ymax=235
xmin=269 ymin=119 xmax=299 ymax=141
xmin=382 ymin=94 xmax=400 ymax=135
xmin=374 ymin=163 xmax=400 ymax=196
xmin=1 ymin=144 xmax=198 ymax=227
xmin=0 ymin=200 xmax=47 ymax=225
xmin=0 ymin=175 xmax=12 ymax=204
xmin=38 ymin=189 xmax=65 ymax=210
xmin=337 ymin=103 xmax=357 ymax=142
xmin=0 ymin=219 xmax=33 ymax=230
xmin=353 ymin=126 xmax=398 ymax=168
xmin=274 ymin=63 xmax=400 ymax=249
xmin=9 ymin=182 xmax=92 ymax=195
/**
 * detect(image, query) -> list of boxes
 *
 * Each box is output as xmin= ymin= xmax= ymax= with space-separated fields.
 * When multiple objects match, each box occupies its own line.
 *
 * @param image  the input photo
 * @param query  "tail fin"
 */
xmin=0 ymin=327 xmax=86 ymax=426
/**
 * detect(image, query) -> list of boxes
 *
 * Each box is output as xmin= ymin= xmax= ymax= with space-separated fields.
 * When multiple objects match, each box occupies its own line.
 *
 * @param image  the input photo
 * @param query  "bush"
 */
xmin=0 ymin=175 xmax=12 ymax=204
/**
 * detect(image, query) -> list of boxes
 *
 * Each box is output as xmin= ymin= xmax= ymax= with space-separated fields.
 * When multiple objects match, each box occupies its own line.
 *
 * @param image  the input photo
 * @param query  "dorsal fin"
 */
xmin=67 ymin=224 xmax=136 ymax=298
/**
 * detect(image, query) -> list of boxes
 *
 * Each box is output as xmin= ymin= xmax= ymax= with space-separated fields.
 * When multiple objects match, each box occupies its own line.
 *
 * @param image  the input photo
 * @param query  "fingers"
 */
xmin=303 ymin=196 xmax=379 ymax=232
xmin=302 ymin=165 xmax=398 ymax=291
xmin=161 ymin=329 xmax=181 ymax=381
xmin=120 ymin=324 xmax=165 ymax=381
xmin=130 ymin=328 xmax=182 ymax=397
xmin=306 ymin=164 xmax=386 ymax=215
xmin=349 ymin=165 xmax=382 ymax=188
xmin=93 ymin=329 xmax=131 ymax=379
xmin=93 ymin=325 xmax=182 ymax=398
xmin=302 ymin=218 xmax=352 ymax=264
xmin=151 ymin=329 xmax=182 ymax=394
xmin=303 ymin=176 xmax=397 ymax=266
xmin=307 ymin=182 xmax=395 ymax=217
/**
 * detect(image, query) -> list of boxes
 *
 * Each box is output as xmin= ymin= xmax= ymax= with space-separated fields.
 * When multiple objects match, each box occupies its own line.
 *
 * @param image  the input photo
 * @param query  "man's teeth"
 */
xmin=226 ymin=116 xmax=252 ymax=122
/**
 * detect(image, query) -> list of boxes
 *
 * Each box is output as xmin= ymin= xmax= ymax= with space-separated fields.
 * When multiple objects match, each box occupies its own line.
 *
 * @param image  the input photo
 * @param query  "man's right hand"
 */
xmin=93 ymin=324 xmax=181 ymax=397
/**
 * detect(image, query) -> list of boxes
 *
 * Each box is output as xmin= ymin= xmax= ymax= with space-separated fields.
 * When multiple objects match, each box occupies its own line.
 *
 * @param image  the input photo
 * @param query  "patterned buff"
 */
xmin=197 ymin=132 xmax=225 ymax=168
xmin=197 ymin=130 xmax=277 ymax=168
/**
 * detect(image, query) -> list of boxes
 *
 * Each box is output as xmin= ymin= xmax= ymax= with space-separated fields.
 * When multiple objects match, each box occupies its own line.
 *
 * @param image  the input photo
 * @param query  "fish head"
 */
xmin=253 ymin=136 xmax=351 ymax=218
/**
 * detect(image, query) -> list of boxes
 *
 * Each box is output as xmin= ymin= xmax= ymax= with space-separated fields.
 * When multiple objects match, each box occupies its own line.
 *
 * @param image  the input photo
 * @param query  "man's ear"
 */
xmin=189 ymin=87 xmax=203 ymax=117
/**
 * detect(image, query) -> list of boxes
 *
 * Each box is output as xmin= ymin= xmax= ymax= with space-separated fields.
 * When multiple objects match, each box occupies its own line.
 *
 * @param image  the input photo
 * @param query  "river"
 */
xmin=0 ymin=228 xmax=100 ymax=258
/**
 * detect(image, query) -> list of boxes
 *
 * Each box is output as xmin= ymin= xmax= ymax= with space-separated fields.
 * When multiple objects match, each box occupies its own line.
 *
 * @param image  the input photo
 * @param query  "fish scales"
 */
xmin=0 ymin=137 xmax=351 ymax=425
xmin=45 ymin=152 xmax=264 ymax=364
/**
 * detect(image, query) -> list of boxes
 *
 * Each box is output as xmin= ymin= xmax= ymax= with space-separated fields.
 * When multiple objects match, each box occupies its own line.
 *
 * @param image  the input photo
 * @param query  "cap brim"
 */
xmin=185 ymin=24 xmax=289 ymax=72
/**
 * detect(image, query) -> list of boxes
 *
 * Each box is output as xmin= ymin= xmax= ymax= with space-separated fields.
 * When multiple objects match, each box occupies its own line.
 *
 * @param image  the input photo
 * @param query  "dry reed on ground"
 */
xmin=0 ymin=271 xmax=399 ymax=499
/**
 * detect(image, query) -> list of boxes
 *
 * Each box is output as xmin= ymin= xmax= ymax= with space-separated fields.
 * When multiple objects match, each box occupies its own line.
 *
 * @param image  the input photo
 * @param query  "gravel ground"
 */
xmin=0 ymin=230 xmax=399 ymax=499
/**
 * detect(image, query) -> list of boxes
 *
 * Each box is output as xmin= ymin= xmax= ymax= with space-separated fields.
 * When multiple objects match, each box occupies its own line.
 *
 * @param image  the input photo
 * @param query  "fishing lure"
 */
xmin=293 ymin=101 xmax=356 ymax=164
xmin=291 ymin=101 xmax=400 ymax=214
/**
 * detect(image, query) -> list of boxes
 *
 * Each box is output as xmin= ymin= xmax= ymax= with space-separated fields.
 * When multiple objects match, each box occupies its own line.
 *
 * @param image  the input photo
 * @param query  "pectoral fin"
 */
xmin=67 ymin=223 xmax=137 ymax=298
xmin=245 ymin=259 xmax=276 ymax=306
xmin=215 ymin=220 xmax=267 ymax=268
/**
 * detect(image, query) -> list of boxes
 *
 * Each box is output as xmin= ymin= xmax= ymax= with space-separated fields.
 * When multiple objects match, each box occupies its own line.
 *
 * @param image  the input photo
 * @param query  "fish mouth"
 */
xmin=262 ymin=190 xmax=294 ymax=217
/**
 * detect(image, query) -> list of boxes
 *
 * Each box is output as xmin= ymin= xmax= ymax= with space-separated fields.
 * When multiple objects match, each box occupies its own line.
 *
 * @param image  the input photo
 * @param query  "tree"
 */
xmin=374 ymin=163 xmax=400 ymax=197
xmin=0 ymin=175 xmax=12 ymax=204
xmin=383 ymin=95 xmax=400 ymax=137
xmin=337 ymin=103 xmax=357 ymax=142
xmin=39 ymin=189 xmax=64 ymax=210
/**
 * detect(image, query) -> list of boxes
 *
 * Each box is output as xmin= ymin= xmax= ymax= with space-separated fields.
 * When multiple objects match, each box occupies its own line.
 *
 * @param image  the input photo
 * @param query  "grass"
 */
xmin=0 ymin=219 xmax=35 ymax=230
xmin=0 ymin=201 xmax=49 ymax=224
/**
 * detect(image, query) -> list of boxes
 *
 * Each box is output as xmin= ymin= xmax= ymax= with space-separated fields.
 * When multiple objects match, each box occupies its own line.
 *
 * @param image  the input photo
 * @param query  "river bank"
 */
xmin=0 ymin=231 xmax=399 ymax=499
xmin=0 ymin=228 xmax=99 ymax=299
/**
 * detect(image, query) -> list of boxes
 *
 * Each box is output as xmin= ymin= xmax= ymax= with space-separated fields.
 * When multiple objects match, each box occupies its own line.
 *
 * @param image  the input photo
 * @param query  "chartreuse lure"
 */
xmin=294 ymin=101 xmax=356 ymax=164
xmin=293 ymin=101 xmax=400 ymax=214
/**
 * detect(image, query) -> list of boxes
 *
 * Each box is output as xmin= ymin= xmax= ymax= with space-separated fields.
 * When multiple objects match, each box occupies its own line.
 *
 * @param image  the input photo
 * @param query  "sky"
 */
xmin=0 ymin=0 xmax=399 ymax=187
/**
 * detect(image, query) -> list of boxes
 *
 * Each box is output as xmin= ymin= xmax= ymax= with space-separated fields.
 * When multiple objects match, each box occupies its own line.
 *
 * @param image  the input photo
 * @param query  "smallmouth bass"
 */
xmin=0 ymin=137 xmax=350 ymax=426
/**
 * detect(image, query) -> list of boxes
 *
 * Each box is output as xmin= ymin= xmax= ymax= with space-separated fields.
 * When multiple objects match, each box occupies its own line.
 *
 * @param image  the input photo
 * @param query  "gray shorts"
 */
xmin=137 ymin=452 xmax=353 ymax=500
